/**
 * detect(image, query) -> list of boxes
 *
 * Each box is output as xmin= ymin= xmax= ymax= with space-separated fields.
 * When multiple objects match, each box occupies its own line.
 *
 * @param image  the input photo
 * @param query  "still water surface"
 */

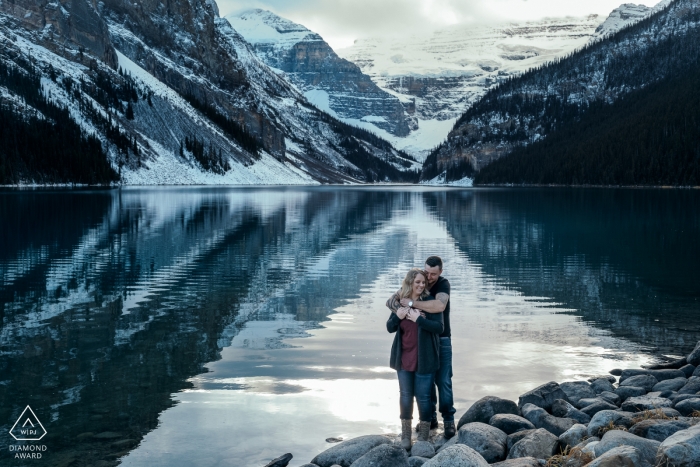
xmin=0 ymin=187 xmax=699 ymax=466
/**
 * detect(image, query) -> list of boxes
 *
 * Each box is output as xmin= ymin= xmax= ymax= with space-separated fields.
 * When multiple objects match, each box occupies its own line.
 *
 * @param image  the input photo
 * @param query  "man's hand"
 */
xmin=399 ymin=298 xmax=412 ymax=307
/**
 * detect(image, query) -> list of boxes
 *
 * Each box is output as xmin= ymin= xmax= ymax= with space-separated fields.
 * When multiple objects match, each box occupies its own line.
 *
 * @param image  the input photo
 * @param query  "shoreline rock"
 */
xmin=294 ymin=341 xmax=700 ymax=467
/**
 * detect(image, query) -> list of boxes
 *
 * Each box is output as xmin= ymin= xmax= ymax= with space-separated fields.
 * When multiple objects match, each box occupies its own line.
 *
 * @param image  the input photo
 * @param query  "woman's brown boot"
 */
xmin=417 ymin=420 xmax=431 ymax=442
xmin=401 ymin=419 xmax=412 ymax=450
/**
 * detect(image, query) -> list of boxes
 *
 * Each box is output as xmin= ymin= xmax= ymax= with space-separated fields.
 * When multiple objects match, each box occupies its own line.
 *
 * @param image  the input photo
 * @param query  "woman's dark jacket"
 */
xmin=387 ymin=296 xmax=444 ymax=374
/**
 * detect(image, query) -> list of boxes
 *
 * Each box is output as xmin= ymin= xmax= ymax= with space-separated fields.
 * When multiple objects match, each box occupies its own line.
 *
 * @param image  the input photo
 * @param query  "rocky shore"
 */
xmin=264 ymin=341 xmax=700 ymax=467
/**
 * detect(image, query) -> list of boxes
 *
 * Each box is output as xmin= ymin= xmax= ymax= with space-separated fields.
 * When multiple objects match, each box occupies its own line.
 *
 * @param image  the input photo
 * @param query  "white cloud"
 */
xmin=216 ymin=0 xmax=662 ymax=49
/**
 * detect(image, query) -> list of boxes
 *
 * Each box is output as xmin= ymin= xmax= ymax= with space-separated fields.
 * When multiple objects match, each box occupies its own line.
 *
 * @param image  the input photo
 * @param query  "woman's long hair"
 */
xmin=399 ymin=268 xmax=430 ymax=300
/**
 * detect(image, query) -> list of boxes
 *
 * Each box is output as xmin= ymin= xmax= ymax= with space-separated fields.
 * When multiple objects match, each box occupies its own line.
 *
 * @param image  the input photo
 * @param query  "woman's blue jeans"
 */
xmin=397 ymin=369 xmax=435 ymax=421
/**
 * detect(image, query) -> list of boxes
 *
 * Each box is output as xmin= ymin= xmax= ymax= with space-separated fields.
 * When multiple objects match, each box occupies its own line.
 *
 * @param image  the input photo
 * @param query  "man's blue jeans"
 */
xmin=397 ymin=369 xmax=434 ymax=421
xmin=431 ymin=337 xmax=456 ymax=422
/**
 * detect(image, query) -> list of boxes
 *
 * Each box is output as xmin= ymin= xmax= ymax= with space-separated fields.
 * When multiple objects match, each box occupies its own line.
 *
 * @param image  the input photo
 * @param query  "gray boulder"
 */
xmin=453 ymin=422 xmax=507 ymax=463
xmin=653 ymin=377 xmax=688 ymax=392
xmin=590 ymin=378 xmax=616 ymax=394
xmin=589 ymin=375 xmax=617 ymax=383
xmin=585 ymin=445 xmax=652 ymax=467
xmin=594 ymin=430 xmax=660 ymax=463
xmin=490 ymin=458 xmax=540 ymax=467
xmin=619 ymin=374 xmax=658 ymax=392
xmin=620 ymin=395 xmax=673 ymax=412
xmin=694 ymin=366 xmax=700 ymax=377
xmin=411 ymin=441 xmax=435 ymax=459
xmin=609 ymin=369 xmax=623 ymax=376
xmin=587 ymin=410 xmax=636 ymax=437
xmin=488 ymin=414 xmax=535 ymax=435
xmin=264 ymin=453 xmax=293 ymax=467
xmin=619 ymin=369 xmax=651 ymax=383
xmin=311 ymin=435 xmax=392 ymax=467
xmin=506 ymin=428 xmax=558 ymax=460
xmin=551 ymin=399 xmax=591 ymax=424
xmin=657 ymin=423 xmax=700 ymax=467
xmin=672 ymin=393 xmax=700 ymax=405
xmin=408 ymin=458 xmax=429 ymax=467
xmin=580 ymin=399 xmax=619 ymax=417
xmin=458 ymin=396 xmax=519 ymax=429
xmin=678 ymin=376 xmax=700 ymax=394
xmin=559 ymin=381 xmax=597 ymax=407
xmin=506 ymin=430 xmax=536 ymax=452
xmin=675 ymin=397 xmax=700 ymax=416
xmin=350 ymin=444 xmax=409 ymax=467
xmin=614 ymin=386 xmax=647 ymax=400
xmin=687 ymin=341 xmax=700 ymax=366
xmin=520 ymin=403 xmax=576 ymax=437
xmin=681 ymin=364 xmax=696 ymax=378
xmin=598 ymin=391 xmax=620 ymax=405
xmin=648 ymin=369 xmax=687 ymax=382
xmin=558 ymin=424 xmax=588 ymax=448
xmin=630 ymin=418 xmax=695 ymax=442
xmin=422 ymin=444 xmax=489 ymax=467
xmin=517 ymin=382 xmax=569 ymax=412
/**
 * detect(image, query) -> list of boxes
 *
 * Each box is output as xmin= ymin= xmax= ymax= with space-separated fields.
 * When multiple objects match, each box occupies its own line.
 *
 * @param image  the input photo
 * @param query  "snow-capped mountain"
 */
xmin=0 ymin=0 xmax=418 ymax=185
xmin=422 ymin=0 xmax=699 ymax=181
xmin=226 ymin=9 xmax=412 ymax=137
xmin=337 ymin=3 xmax=667 ymax=159
xmin=592 ymin=1 xmax=672 ymax=40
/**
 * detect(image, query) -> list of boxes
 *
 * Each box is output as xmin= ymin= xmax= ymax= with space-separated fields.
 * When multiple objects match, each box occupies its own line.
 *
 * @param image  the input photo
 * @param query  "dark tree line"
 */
xmin=339 ymin=137 xmax=419 ymax=183
xmin=0 ymin=55 xmax=118 ymax=184
xmin=474 ymin=64 xmax=700 ymax=186
xmin=181 ymin=136 xmax=231 ymax=174
xmin=183 ymin=94 xmax=261 ymax=158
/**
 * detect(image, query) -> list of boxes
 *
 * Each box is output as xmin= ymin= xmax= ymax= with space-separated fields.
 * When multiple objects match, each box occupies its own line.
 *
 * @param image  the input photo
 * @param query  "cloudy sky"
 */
xmin=216 ymin=0 xmax=662 ymax=49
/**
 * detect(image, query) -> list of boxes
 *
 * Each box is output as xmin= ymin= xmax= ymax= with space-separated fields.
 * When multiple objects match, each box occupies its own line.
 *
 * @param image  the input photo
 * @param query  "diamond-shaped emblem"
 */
xmin=9 ymin=406 xmax=47 ymax=441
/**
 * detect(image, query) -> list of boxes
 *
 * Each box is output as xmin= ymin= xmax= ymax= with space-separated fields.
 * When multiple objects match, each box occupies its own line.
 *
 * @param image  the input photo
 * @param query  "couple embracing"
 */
xmin=386 ymin=256 xmax=456 ymax=451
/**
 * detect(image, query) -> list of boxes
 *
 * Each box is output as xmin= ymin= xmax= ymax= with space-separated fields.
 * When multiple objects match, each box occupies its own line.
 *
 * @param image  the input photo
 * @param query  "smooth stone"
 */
xmin=585 ymin=445 xmax=652 ymax=467
xmin=422 ymin=444 xmax=489 ymax=467
xmin=520 ymin=403 xmax=576 ymax=437
xmin=580 ymin=400 xmax=619 ymax=417
xmin=518 ymin=382 xmax=569 ymax=412
xmin=264 ymin=453 xmax=293 ymax=467
xmin=411 ymin=441 xmax=435 ymax=459
xmin=589 ymin=375 xmax=617 ymax=383
xmin=644 ymin=357 xmax=688 ymax=371
xmin=648 ymin=369 xmax=687 ymax=382
xmin=506 ymin=428 xmax=558 ymax=460
xmin=674 ymin=397 xmax=700 ymax=416
xmin=458 ymin=396 xmax=520 ymax=429
xmin=559 ymin=381 xmax=597 ymax=407
xmin=299 ymin=464 xmax=320 ymax=467
xmin=618 ymin=369 xmax=651 ymax=383
xmin=693 ymin=366 xmax=700 ymax=377
xmin=630 ymin=419 xmax=695 ymax=442
xmin=489 ymin=414 xmax=535 ymax=435
xmin=672 ymin=393 xmax=700 ymax=405
xmin=350 ymin=444 xmax=409 ymax=467
xmin=453 ymin=422 xmax=507 ymax=463
xmin=653 ymin=377 xmax=688 ymax=392
xmin=658 ymin=390 xmax=678 ymax=399
xmin=491 ymin=458 xmax=540 ymax=467
xmin=687 ymin=341 xmax=700 ymax=366
xmin=609 ymin=369 xmax=623 ymax=376
xmin=590 ymin=378 xmax=616 ymax=394
xmin=598 ymin=391 xmax=620 ymax=405
xmin=408 ymin=458 xmax=429 ymax=467
xmin=311 ymin=435 xmax=392 ymax=467
xmin=678 ymin=376 xmax=700 ymax=394
xmin=657 ymin=423 xmax=700 ymax=466
xmin=619 ymin=375 xmax=658 ymax=392
xmin=558 ymin=424 xmax=588 ymax=448
xmin=594 ymin=430 xmax=660 ymax=464
xmin=551 ymin=399 xmax=591 ymax=424
xmin=621 ymin=395 xmax=673 ymax=412
xmin=580 ymin=441 xmax=598 ymax=459
xmin=587 ymin=410 xmax=636 ymax=437
xmin=506 ymin=430 xmax=536 ymax=452
xmin=681 ymin=364 xmax=697 ymax=378
xmin=656 ymin=407 xmax=682 ymax=418
xmin=614 ymin=386 xmax=647 ymax=400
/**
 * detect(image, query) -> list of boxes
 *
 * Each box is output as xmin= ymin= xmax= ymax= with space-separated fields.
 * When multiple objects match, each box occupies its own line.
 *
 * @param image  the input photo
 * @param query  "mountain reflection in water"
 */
xmin=0 ymin=187 xmax=698 ymax=466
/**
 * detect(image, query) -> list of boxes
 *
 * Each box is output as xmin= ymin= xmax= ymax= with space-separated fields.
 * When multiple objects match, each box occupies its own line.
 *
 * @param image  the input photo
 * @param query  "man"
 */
xmin=386 ymin=256 xmax=456 ymax=438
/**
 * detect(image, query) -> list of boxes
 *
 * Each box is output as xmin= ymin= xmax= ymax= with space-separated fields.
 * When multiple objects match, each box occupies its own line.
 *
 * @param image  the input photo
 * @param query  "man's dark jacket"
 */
xmin=387 ymin=296 xmax=443 ymax=374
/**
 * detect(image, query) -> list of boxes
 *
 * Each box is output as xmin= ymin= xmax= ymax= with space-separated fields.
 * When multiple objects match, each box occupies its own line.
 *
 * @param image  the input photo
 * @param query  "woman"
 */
xmin=387 ymin=268 xmax=443 ymax=450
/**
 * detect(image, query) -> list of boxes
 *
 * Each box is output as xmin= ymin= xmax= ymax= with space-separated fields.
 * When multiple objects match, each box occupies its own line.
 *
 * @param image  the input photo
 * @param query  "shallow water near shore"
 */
xmin=0 ymin=186 xmax=698 ymax=466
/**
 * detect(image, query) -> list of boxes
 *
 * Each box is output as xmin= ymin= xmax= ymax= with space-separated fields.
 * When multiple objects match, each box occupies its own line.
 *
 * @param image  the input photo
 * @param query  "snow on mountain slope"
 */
xmin=591 ymin=2 xmax=670 ymax=40
xmin=227 ymin=9 xmax=412 ymax=138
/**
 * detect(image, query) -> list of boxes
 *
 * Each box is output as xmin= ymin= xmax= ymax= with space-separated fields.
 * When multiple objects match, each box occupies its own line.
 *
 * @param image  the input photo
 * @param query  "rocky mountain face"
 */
xmin=421 ymin=0 xmax=699 ymax=181
xmin=0 ymin=0 xmax=417 ymax=185
xmin=226 ymin=9 xmax=411 ymax=137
